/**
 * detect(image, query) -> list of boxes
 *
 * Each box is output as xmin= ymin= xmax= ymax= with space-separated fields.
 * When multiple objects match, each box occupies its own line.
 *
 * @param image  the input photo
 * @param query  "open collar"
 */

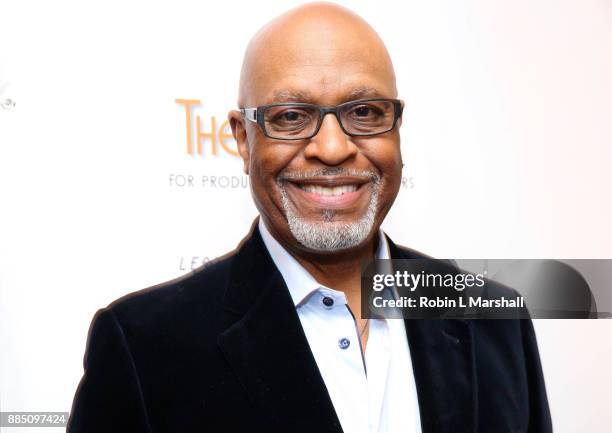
xmin=257 ymin=218 xmax=391 ymax=307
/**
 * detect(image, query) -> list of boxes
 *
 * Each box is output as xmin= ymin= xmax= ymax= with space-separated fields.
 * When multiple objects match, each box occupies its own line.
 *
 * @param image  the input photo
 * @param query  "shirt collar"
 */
xmin=258 ymin=218 xmax=391 ymax=307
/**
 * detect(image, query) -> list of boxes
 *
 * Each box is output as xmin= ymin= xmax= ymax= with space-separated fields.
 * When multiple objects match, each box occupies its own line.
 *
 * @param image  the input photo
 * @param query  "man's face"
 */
xmin=231 ymin=23 xmax=403 ymax=254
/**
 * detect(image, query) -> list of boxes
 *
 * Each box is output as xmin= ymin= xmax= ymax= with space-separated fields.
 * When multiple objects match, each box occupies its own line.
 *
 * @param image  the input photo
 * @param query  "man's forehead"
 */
xmin=246 ymin=79 xmax=396 ymax=107
xmin=246 ymin=60 xmax=396 ymax=106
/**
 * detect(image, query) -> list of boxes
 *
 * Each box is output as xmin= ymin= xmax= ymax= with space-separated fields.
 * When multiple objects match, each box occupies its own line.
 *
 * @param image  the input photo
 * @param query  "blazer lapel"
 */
xmin=387 ymin=236 xmax=476 ymax=433
xmin=217 ymin=222 xmax=343 ymax=433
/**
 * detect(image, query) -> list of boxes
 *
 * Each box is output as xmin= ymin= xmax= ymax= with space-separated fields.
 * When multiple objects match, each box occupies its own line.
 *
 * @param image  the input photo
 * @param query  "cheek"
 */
xmin=248 ymin=140 xmax=299 ymax=207
xmin=362 ymin=139 xmax=403 ymax=205
xmin=250 ymin=142 xmax=296 ymax=184
xmin=363 ymin=139 xmax=402 ymax=181
xmin=380 ymin=163 xmax=402 ymax=205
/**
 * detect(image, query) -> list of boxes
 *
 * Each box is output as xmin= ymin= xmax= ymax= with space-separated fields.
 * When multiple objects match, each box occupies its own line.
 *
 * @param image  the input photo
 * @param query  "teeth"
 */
xmin=299 ymin=184 xmax=358 ymax=196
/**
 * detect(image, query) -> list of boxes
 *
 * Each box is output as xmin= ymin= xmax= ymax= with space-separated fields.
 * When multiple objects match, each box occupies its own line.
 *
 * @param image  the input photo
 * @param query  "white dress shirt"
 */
xmin=258 ymin=219 xmax=422 ymax=433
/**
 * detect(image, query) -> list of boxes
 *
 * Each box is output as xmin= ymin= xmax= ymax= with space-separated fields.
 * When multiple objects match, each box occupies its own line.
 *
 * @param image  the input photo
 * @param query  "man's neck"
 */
xmin=260 ymin=217 xmax=380 ymax=297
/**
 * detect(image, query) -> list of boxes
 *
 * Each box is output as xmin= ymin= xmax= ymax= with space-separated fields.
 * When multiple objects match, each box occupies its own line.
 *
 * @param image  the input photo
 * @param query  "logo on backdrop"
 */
xmin=171 ymin=98 xmax=248 ymax=190
xmin=175 ymin=99 xmax=240 ymax=157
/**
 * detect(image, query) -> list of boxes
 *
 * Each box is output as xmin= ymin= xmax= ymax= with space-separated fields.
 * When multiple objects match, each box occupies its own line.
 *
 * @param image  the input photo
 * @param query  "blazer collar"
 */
xmin=218 ymin=220 xmax=343 ymax=432
xmin=219 ymin=221 xmax=476 ymax=433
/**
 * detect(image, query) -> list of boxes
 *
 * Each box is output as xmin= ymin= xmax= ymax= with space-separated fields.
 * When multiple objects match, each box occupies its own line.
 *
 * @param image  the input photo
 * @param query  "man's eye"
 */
xmin=281 ymin=111 xmax=303 ymax=122
xmin=271 ymin=109 xmax=310 ymax=125
xmin=355 ymin=106 xmax=372 ymax=117
xmin=349 ymin=105 xmax=383 ymax=119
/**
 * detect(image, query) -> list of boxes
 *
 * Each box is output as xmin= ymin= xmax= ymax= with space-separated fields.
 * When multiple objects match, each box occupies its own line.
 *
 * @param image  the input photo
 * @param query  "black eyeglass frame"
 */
xmin=240 ymin=98 xmax=404 ymax=140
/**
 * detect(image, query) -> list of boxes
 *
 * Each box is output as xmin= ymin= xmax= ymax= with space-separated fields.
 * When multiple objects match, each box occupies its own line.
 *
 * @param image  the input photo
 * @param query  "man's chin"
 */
xmin=284 ymin=214 xmax=377 ymax=252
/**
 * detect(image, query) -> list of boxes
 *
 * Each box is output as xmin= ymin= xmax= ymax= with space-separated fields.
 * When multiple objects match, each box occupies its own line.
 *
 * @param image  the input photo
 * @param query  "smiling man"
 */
xmin=68 ymin=3 xmax=552 ymax=433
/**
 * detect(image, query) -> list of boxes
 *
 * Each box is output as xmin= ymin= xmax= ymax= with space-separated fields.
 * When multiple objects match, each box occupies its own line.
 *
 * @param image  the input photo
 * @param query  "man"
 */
xmin=68 ymin=3 xmax=552 ymax=432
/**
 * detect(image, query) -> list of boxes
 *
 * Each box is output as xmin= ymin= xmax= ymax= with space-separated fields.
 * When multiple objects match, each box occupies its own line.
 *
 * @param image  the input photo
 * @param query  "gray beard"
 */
xmin=277 ymin=168 xmax=380 ymax=252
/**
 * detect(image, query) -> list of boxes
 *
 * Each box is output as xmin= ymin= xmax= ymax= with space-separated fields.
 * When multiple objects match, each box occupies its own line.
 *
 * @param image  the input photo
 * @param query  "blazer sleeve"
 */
xmin=67 ymin=308 xmax=151 ymax=433
xmin=521 ymin=319 xmax=553 ymax=433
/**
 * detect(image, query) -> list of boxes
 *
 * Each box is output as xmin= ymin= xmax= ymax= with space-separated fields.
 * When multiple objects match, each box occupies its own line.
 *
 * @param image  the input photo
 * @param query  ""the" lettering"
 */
xmin=175 ymin=99 xmax=239 ymax=157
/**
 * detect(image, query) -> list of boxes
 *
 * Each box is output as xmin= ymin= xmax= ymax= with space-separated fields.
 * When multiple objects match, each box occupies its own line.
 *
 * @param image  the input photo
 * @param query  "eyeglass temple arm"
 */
xmin=240 ymin=108 xmax=257 ymax=123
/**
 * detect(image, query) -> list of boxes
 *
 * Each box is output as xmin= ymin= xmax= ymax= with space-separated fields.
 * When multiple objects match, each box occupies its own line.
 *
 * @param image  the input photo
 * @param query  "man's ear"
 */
xmin=397 ymin=99 xmax=405 ymax=128
xmin=228 ymin=110 xmax=250 ymax=175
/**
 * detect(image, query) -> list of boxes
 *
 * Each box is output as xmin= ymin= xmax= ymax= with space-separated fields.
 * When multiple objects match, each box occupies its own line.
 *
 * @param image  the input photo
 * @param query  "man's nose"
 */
xmin=303 ymin=113 xmax=358 ymax=165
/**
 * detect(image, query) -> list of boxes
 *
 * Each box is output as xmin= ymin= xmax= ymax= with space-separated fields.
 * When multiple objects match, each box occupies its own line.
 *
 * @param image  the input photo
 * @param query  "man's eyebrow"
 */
xmin=345 ymin=86 xmax=381 ymax=101
xmin=271 ymin=89 xmax=313 ymax=103
xmin=268 ymin=86 xmax=384 ymax=104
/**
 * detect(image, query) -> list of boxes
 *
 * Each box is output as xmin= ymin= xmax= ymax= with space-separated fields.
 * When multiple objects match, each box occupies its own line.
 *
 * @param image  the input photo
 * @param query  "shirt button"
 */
xmin=322 ymin=296 xmax=334 ymax=307
xmin=338 ymin=337 xmax=350 ymax=349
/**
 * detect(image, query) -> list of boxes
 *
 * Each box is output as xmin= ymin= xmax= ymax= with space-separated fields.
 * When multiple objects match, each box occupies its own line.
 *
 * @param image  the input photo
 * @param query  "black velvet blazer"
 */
xmin=67 ymin=222 xmax=552 ymax=433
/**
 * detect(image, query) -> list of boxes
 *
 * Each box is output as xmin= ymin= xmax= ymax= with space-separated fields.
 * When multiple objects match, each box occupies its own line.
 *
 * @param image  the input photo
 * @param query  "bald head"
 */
xmin=238 ymin=2 xmax=397 ymax=107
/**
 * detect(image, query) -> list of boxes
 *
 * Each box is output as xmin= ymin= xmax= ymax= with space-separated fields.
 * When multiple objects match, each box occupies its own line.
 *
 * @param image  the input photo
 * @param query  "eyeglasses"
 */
xmin=240 ymin=98 xmax=403 ymax=140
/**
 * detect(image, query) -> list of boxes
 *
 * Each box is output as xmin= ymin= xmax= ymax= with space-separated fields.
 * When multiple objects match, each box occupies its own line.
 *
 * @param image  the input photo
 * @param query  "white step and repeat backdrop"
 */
xmin=1 ymin=1 xmax=611 ymax=431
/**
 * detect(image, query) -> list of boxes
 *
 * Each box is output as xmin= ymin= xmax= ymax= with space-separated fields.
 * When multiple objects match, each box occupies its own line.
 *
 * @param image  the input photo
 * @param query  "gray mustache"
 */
xmin=277 ymin=167 xmax=380 ymax=182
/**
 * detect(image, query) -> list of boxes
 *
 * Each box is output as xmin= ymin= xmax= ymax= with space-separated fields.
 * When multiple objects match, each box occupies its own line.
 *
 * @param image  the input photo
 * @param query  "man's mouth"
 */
xmin=282 ymin=177 xmax=371 ymax=208
xmin=296 ymin=184 xmax=359 ymax=196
